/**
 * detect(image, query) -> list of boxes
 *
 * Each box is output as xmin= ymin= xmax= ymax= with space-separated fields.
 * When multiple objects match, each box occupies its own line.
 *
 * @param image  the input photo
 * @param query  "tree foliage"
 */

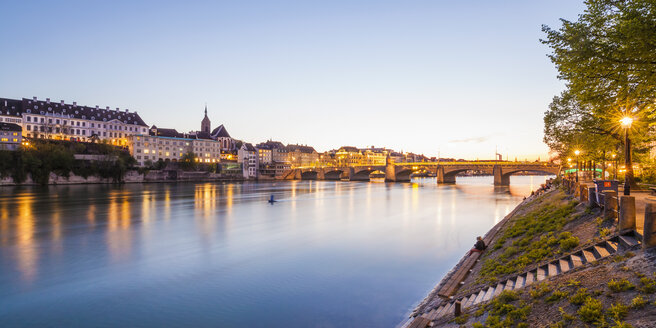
xmin=542 ymin=0 xmax=656 ymax=176
xmin=542 ymin=0 xmax=656 ymax=115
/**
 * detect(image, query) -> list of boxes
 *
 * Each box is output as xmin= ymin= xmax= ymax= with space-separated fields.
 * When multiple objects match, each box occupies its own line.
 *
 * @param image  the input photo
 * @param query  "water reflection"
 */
xmin=0 ymin=176 xmax=550 ymax=327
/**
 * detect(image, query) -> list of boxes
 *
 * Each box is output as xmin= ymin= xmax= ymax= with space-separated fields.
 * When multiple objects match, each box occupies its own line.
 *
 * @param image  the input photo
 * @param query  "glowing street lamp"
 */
xmin=621 ymin=116 xmax=633 ymax=195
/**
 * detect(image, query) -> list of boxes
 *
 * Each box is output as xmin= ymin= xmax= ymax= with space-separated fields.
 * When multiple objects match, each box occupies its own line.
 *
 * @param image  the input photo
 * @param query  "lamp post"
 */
xmin=574 ymin=150 xmax=580 ymax=182
xmin=620 ymin=116 xmax=633 ymax=195
xmin=567 ymin=158 xmax=572 ymax=179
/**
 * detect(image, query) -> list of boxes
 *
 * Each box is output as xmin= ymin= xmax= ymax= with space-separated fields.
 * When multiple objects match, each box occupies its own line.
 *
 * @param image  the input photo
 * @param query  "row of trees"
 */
xmin=542 ymin=0 xmax=656 ymax=182
xmin=0 ymin=140 xmax=136 ymax=185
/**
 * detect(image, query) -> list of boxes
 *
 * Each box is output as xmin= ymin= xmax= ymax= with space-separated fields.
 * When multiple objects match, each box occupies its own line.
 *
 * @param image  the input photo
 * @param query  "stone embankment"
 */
xmin=403 ymin=178 xmax=656 ymax=328
xmin=0 ymin=170 xmax=243 ymax=186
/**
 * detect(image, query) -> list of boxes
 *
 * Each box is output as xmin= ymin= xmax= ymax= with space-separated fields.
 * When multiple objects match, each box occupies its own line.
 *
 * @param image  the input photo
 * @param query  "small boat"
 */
xmin=268 ymin=195 xmax=277 ymax=204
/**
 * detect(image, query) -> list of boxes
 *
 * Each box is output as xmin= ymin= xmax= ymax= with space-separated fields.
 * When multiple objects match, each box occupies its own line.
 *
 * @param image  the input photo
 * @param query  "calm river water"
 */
xmin=0 ymin=176 xmax=549 ymax=327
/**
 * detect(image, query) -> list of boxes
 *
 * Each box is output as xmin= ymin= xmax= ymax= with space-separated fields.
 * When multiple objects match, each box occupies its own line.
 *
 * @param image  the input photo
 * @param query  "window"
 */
xmin=27 ymin=125 xmax=31 ymax=131
xmin=26 ymin=116 xmax=31 ymax=122
xmin=0 ymin=138 xmax=7 ymax=142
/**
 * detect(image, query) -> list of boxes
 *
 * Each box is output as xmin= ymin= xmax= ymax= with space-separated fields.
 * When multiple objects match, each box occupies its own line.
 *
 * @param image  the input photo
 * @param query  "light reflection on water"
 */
xmin=0 ymin=176 xmax=550 ymax=327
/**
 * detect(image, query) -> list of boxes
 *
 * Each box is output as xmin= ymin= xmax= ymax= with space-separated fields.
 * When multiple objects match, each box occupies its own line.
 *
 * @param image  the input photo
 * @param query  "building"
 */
xmin=0 ymin=123 xmax=22 ymax=150
xmin=128 ymin=126 xmax=223 ymax=166
xmin=360 ymin=147 xmax=389 ymax=165
xmin=286 ymin=144 xmax=319 ymax=167
xmin=256 ymin=140 xmax=291 ymax=176
xmin=238 ymin=143 xmax=258 ymax=179
xmin=335 ymin=146 xmax=363 ymax=166
xmin=0 ymin=97 xmax=149 ymax=145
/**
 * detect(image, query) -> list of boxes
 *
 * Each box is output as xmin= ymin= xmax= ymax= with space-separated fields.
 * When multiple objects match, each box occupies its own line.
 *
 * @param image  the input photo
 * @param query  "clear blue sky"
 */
xmin=0 ymin=0 xmax=585 ymax=160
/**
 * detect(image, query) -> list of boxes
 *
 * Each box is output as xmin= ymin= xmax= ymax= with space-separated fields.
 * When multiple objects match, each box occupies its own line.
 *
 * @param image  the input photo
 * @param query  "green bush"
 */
xmin=569 ymin=288 xmax=589 ymax=305
xmin=578 ymin=297 xmax=603 ymax=324
xmin=630 ymin=295 xmax=647 ymax=308
xmin=530 ymin=283 xmax=551 ymax=299
xmin=608 ymin=279 xmax=635 ymax=293
xmin=546 ymin=290 xmax=568 ymax=303
xmin=639 ymin=277 xmax=656 ymax=294
xmin=607 ymin=302 xmax=628 ymax=321
xmin=559 ymin=235 xmax=579 ymax=251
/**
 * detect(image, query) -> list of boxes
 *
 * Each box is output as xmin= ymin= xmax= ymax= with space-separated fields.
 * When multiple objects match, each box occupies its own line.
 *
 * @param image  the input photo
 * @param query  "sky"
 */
xmin=0 ymin=0 xmax=586 ymax=160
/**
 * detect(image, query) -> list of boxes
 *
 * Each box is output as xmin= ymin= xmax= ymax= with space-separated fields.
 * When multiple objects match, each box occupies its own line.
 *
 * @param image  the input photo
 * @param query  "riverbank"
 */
xmin=405 ymin=182 xmax=656 ymax=327
xmin=0 ymin=169 xmax=244 ymax=186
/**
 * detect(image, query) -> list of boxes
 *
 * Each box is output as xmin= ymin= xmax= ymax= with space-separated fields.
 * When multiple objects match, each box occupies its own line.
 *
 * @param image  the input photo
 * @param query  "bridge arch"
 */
xmin=394 ymin=167 xmax=433 ymax=182
xmin=300 ymin=170 xmax=318 ymax=180
xmin=438 ymin=167 xmax=494 ymax=184
xmin=496 ymin=168 xmax=559 ymax=186
xmin=323 ymin=169 xmax=344 ymax=180
xmin=350 ymin=168 xmax=376 ymax=181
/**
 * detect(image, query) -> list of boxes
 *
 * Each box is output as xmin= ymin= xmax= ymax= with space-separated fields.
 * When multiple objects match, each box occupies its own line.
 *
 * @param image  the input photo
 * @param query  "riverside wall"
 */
xmin=0 ymin=170 xmax=245 ymax=186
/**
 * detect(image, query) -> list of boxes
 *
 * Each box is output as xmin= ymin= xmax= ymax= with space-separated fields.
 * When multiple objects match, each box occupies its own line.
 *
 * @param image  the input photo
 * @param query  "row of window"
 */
xmin=24 ymin=115 xmax=145 ymax=132
xmin=0 ymin=138 xmax=19 ymax=142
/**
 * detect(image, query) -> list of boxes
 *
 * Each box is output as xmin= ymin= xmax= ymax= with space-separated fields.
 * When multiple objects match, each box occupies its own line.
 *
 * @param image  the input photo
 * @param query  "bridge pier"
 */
xmin=493 ymin=165 xmax=510 ymax=186
xmin=436 ymin=166 xmax=455 ymax=184
xmin=317 ymin=168 xmax=325 ymax=180
xmin=385 ymin=164 xmax=397 ymax=182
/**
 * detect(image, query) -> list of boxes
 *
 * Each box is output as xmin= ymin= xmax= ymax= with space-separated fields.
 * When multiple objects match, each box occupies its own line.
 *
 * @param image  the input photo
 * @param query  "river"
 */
xmin=0 ymin=176 xmax=550 ymax=327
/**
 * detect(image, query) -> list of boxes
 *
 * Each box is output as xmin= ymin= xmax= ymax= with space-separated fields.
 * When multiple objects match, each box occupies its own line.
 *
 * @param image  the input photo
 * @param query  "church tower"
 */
xmin=201 ymin=104 xmax=211 ymax=134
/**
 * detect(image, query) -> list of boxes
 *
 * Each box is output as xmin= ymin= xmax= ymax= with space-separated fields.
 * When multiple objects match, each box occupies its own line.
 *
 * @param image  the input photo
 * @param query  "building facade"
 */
xmin=0 ymin=123 xmax=22 ymax=150
xmin=286 ymin=144 xmax=319 ymax=167
xmin=0 ymin=97 xmax=149 ymax=145
xmin=238 ymin=143 xmax=258 ymax=179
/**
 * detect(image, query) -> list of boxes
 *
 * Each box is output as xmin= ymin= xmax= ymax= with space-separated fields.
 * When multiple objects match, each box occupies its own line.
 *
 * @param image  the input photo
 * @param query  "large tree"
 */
xmin=542 ymin=0 xmax=656 ymax=181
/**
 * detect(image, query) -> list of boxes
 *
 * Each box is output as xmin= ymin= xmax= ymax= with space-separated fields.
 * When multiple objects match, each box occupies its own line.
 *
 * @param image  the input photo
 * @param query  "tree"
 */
xmin=178 ymin=152 xmax=197 ymax=171
xmin=542 ymin=0 xmax=656 ymax=182
xmin=542 ymin=0 xmax=656 ymax=115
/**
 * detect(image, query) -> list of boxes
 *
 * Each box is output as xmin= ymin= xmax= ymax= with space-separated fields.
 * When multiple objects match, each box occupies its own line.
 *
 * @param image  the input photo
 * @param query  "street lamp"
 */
xmin=620 ymin=116 xmax=633 ymax=195
xmin=574 ymin=150 xmax=580 ymax=182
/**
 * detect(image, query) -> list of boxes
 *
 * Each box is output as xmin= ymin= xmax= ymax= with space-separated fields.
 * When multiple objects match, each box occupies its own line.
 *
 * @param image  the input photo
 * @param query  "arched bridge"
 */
xmin=281 ymin=162 xmax=560 ymax=186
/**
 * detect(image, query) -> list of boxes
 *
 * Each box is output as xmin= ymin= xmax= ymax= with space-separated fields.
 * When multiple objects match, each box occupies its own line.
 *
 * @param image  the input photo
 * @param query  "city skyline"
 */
xmin=0 ymin=0 xmax=586 ymax=160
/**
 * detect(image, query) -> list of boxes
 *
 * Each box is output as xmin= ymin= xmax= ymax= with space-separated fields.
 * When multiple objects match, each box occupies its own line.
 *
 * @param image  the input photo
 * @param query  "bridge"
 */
xmin=281 ymin=161 xmax=561 ymax=186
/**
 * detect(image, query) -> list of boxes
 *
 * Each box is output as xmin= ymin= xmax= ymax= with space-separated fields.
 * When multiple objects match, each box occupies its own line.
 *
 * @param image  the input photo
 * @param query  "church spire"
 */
xmin=201 ymin=103 xmax=211 ymax=134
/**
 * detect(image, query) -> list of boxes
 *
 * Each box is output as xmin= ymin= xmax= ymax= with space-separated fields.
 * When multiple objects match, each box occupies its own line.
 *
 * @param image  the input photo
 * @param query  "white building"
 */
xmin=128 ymin=126 xmax=226 ymax=167
xmin=0 ymin=97 xmax=149 ymax=145
xmin=238 ymin=143 xmax=258 ymax=179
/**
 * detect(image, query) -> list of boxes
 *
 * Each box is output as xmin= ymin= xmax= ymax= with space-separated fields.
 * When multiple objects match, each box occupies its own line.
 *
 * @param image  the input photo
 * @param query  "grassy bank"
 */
xmin=434 ymin=186 xmax=656 ymax=328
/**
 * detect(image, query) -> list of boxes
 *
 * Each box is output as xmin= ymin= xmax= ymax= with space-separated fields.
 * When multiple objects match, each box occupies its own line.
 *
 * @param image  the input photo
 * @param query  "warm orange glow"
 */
xmin=620 ymin=116 xmax=633 ymax=128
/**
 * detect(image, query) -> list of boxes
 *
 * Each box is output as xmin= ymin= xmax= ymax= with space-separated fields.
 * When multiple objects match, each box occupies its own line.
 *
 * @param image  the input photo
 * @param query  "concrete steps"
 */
xmin=408 ymin=232 xmax=641 ymax=326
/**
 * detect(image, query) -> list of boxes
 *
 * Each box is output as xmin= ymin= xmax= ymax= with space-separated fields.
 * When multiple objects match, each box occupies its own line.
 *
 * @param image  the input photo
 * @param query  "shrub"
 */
xmin=608 ymin=279 xmax=635 ymax=293
xmin=453 ymin=313 xmax=469 ymax=324
xmin=546 ymin=290 xmax=568 ymax=303
xmin=607 ymin=302 xmax=628 ymax=321
xmin=530 ymin=283 xmax=551 ymax=299
xmin=496 ymin=290 xmax=518 ymax=304
xmin=559 ymin=235 xmax=579 ymax=251
xmin=630 ymin=295 xmax=647 ymax=308
xmin=639 ymin=277 xmax=656 ymax=294
xmin=569 ymin=288 xmax=589 ymax=305
xmin=578 ymin=297 xmax=603 ymax=324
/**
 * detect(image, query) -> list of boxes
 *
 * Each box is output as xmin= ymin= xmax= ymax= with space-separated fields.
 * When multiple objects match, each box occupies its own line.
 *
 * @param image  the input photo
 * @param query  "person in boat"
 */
xmin=468 ymin=236 xmax=486 ymax=256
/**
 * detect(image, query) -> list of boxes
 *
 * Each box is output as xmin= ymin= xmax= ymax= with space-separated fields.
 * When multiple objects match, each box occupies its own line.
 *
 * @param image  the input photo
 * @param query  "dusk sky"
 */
xmin=1 ymin=0 xmax=586 ymax=160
